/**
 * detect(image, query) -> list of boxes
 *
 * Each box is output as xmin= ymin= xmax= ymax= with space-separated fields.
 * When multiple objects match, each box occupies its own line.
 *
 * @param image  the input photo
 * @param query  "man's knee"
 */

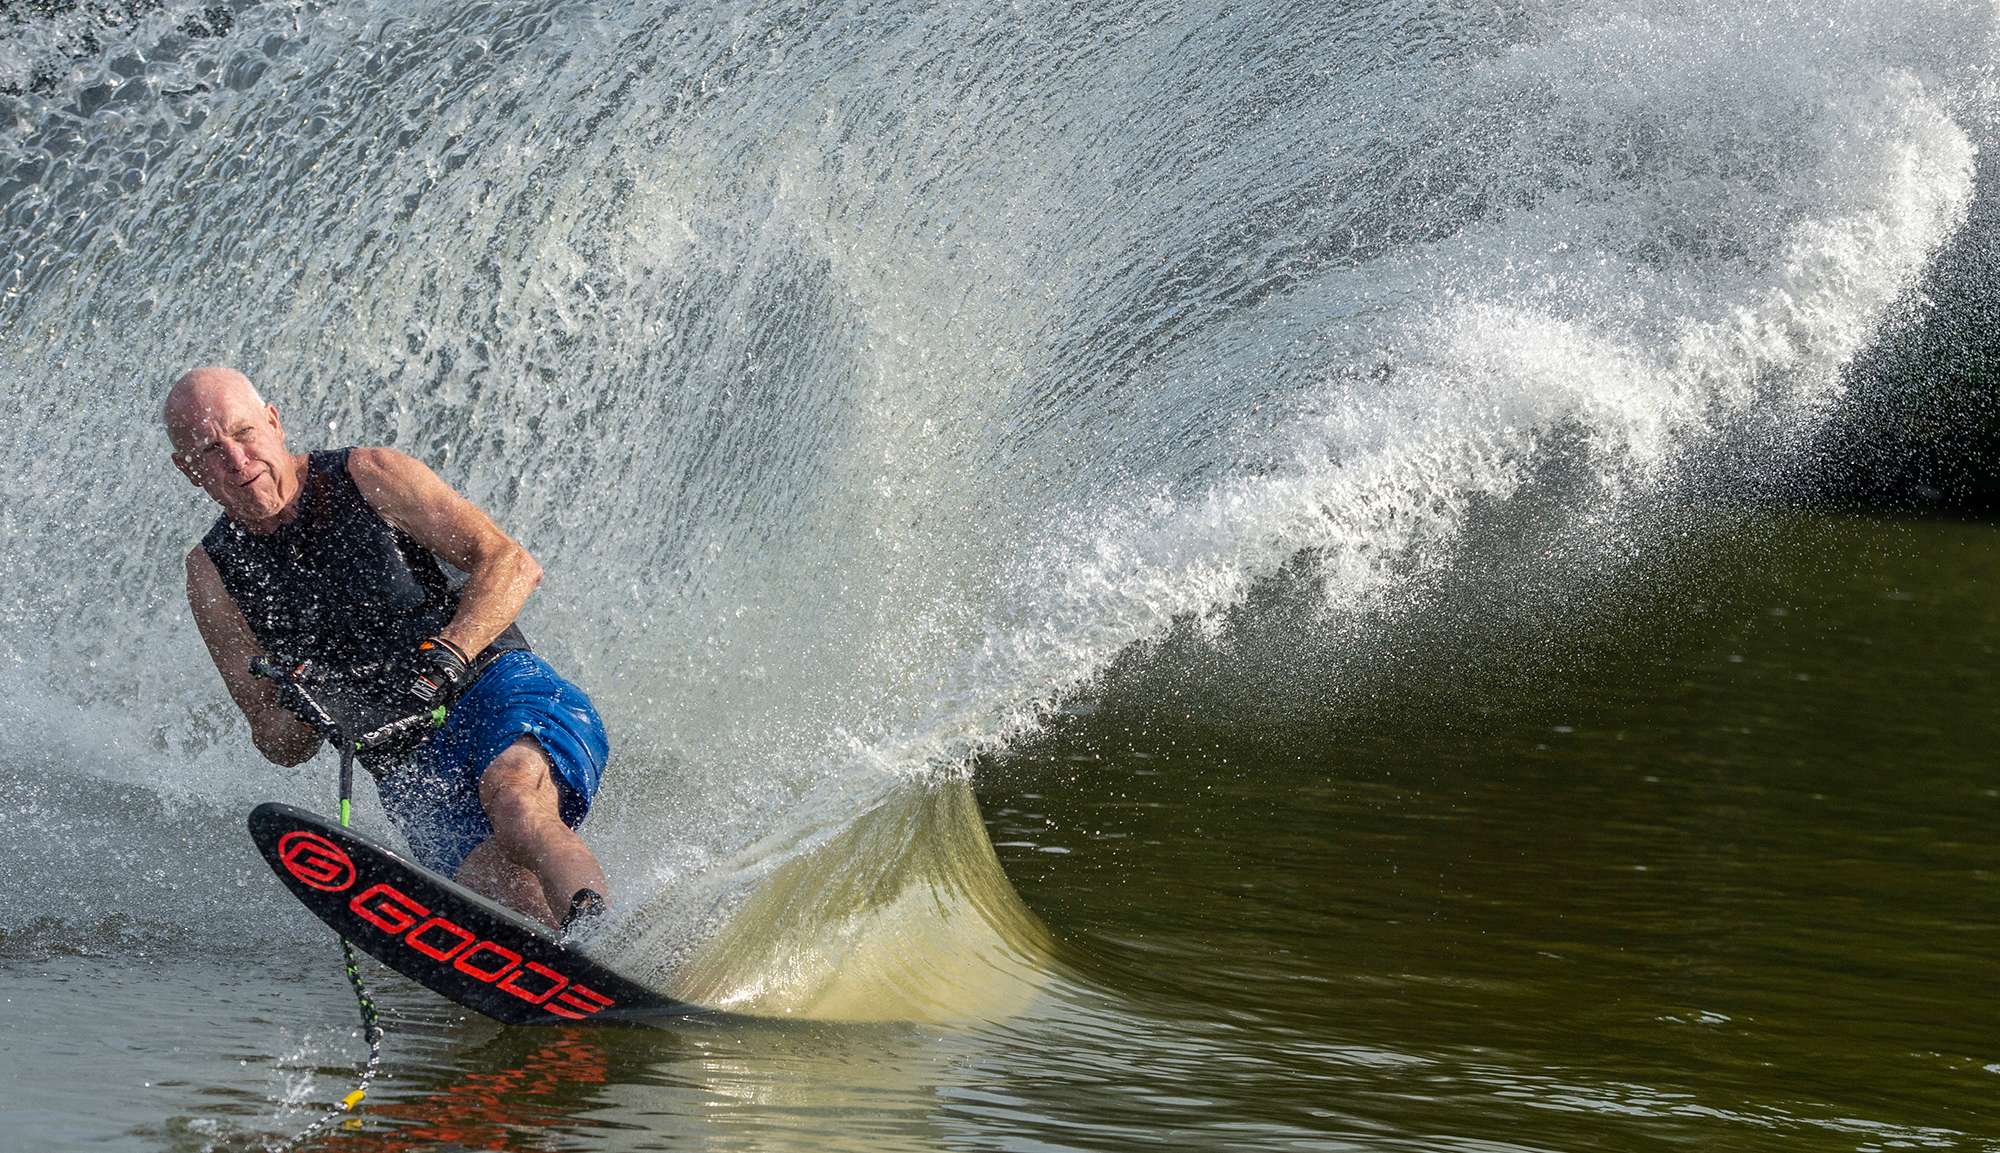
xmin=478 ymin=737 xmax=561 ymax=835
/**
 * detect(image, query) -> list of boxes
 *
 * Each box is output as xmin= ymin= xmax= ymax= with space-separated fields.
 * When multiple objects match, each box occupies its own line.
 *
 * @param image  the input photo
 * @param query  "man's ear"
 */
xmin=266 ymin=402 xmax=283 ymax=439
xmin=172 ymin=452 xmax=202 ymax=487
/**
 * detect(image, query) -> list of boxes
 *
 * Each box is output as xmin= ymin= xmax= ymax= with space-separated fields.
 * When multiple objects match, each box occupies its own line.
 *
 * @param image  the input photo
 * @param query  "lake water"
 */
xmin=6 ymin=509 xmax=1996 ymax=1150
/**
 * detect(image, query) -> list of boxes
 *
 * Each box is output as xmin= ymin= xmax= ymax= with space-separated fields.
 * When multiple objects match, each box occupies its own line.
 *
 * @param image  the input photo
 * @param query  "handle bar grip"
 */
xmin=246 ymin=656 xmax=444 ymax=757
xmin=250 ymin=656 xmax=389 ymax=684
xmin=354 ymin=707 xmax=447 ymax=753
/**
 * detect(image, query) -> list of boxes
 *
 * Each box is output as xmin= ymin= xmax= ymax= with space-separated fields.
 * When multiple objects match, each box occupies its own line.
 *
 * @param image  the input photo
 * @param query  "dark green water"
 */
xmin=6 ymin=510 xmax=1998 ymax=1151
xmin=983 ymin=508 xmax=2000 ymax=1150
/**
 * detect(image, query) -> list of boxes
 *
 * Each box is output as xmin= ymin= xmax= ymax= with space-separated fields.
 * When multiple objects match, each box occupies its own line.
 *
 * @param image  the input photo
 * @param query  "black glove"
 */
xmin=338 ymin=639 xmax=472 ymax=766
xmin=404 ymin=636 xmax=474 ymax=707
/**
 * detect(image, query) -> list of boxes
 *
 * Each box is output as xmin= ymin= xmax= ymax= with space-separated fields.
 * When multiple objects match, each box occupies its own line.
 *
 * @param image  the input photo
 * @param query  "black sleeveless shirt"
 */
xmin=202 ymin=448 xmax=529 ymax=719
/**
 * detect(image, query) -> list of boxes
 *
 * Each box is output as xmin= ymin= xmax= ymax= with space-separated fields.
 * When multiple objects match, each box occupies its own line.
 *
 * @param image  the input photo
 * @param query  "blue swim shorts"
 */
xmin=375 ymin=650 xmax=609 ymax=875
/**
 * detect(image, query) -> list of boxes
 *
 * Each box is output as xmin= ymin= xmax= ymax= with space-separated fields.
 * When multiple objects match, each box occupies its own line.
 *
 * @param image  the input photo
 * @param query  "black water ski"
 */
xmin=250 ymin=802 xmax=694 ymax=1026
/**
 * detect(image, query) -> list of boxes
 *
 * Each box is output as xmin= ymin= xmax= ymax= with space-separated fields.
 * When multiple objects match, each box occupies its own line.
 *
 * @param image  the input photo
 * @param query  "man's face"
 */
xmin=170 ymin=387 xmax=294 ymax=524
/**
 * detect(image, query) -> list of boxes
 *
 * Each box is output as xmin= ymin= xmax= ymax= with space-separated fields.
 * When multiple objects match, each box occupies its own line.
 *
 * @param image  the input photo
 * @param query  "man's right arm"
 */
xmin=185 ymin=546 xmax=323 ymax=767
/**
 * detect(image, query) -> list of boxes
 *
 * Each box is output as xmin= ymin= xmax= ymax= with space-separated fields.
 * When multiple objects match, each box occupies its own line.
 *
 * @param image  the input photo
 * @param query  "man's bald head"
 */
xmin=163 ymin=366 xmax=267 ymax=453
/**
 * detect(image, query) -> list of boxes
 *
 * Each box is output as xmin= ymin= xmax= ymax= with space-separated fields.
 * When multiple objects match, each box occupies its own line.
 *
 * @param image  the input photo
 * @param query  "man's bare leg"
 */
xmin=458 ymin=735 xmax=609 ymax=929
xmin=455 ymin=841 xmax=554 ymax=925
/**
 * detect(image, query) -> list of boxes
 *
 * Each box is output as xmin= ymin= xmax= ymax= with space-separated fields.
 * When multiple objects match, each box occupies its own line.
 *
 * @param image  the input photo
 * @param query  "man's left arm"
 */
xmin=346 ymin=446 xmax=543 ymax=658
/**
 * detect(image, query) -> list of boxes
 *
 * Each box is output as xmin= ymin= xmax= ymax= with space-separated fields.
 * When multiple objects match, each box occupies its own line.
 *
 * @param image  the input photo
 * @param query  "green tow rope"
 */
xmin=272 ymin=735 xmax=384 ymax=1151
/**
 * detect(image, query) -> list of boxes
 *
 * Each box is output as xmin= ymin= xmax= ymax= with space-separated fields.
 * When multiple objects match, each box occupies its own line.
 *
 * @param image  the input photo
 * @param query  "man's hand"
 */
xmin=252 ymin=686 xmax=328 ymax=764
xmin=404 ymin=636 xmax=473 ymax=707
xmin=257 ymin=658 xmax=338 ymax=738
xmin=348 ymin=640 xmax=468 ymax=762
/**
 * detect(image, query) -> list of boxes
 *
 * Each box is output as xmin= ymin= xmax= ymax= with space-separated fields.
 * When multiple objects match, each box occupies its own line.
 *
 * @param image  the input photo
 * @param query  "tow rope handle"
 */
xmin=249 ymin=655 xmax=449 ymax=820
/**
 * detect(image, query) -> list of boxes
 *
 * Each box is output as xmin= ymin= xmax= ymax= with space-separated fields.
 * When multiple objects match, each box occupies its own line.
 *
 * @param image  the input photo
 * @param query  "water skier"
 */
xmin=165 ymin=366 xmax=610 ymax=931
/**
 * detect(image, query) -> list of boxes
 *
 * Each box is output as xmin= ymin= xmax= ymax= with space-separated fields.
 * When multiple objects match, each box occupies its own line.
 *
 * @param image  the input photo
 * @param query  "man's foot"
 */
xmin=559 ymin=887 xmax=606 ymax=943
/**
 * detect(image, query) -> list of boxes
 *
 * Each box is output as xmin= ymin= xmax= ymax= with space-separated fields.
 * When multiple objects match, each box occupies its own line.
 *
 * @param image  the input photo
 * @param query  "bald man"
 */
xmin=167 ymin=367 xmax=609 ymax=931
